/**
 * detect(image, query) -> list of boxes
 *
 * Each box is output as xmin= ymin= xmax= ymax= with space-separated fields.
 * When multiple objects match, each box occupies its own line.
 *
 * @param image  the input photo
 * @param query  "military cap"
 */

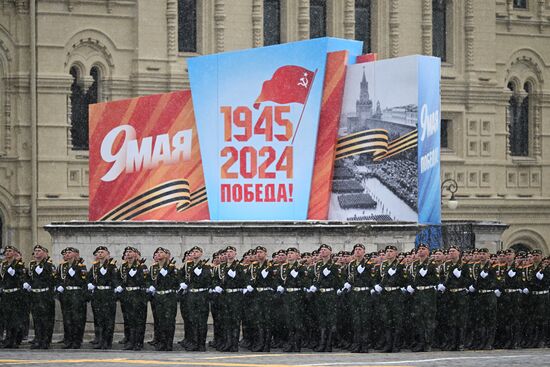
xmin=531 ymin=249 xmax=542 ymax=255
xmin=189 ymin=246 xmax=203 ymax=253
xmin=385 ymin=245 xmax=398 ymax=252
xmin=319 ymin=244 xmax=332 ymax=252
xmin=61 ymin=247 xmax=69 ymax=255
xmin=478 ymin=248 xmax=490 ymax=253
xmin=68 ymin=247 xmax=80 ymax=253
xmin=271 ymin=252 xmax=277 ymax=258
xmin=3 ymin=245 xmax=18 ymax=252
xmin=311 ymin=250 xmax=319 ymax=256
xmin=301 ymin=252 xmax=311 ymax=258
xmin=93 ymin=246 xmax=109 ymax=255
xmin=255 ymin=246 xmax=267 ymax=253
xmin=504 ymin=248 xmax=516 ymax=254
xmin=353 ymin=243 xmax=365 ymax=251
xmin=276 ymin=249 xmax=286 ymax=255
xmin=337 ymin=251 xmax=345 ymax=257
xmin=33 ymin=244 xmax=48 ymax=253
xmin=154 ymin=246 xmax=169 ymax=255
xmin=417 ymin=243 xmax=429 ymax=250
xmin=472 ymin=248 xmax=479 ymax=253
xmin=448 ymin=245 xmax=461 ymax=251
xmin=225 ymin=245 xmax=237 ymax=252
xmin=286 ymin=247 xmax=299 ymax=254
xmin=432 ymin=249 xmax=444 ymax=254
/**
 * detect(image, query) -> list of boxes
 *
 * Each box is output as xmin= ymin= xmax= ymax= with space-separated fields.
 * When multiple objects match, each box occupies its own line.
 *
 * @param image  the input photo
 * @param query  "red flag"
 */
xmin=253 ymin=65 xmax=315 ymax=109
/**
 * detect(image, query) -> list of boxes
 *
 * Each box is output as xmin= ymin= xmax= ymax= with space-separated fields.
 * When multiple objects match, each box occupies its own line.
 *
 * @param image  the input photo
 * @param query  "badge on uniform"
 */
xmin=357 ymin=265 xmax=365 ymax=274
xmin=35 ymin=266 xmax=43 ymax=275
xmin=100 ymin=267 xmax=107 ymax=276
xmin=129 ymin=268 xmax=137 ymax=277
xmin=261 ymin=269 xmax=269 ymax=278
xmin=480 ymin=270 xmax=488 ymax=278
xmin=388 ymin=268 xmax=396 ymax=276
xmin=68 ymin=268 xmax=76 ymax=277
xmin=228 ymin=269 xmax=236 ymax=278
xmin=160 ymin=268 xmax=168 ymax=277
xmin=194 ymin=267 xmax=202 ymax=276
xmin=7 ymin=267 xmax=15 ymax=276
xmin=322 ymin=268 xmax=331 ymax=277
xmin=507 ymin=269 xmax=516 ymax=278
xmin=419 ymin=268 xmax=427 ymax=277
xmin=290 ymin=269 xmax=298 ymax=278
xmin=453 ymin=268 xmax=462 ymax=278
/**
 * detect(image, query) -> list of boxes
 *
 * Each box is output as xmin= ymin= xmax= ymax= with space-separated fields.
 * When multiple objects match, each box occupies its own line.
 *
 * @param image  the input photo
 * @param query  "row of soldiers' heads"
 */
xmin=1 ymin=245 xmax=49 ymax=262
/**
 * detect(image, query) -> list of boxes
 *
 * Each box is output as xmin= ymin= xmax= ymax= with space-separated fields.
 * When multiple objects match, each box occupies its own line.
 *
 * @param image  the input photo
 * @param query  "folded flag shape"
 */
xmin=253 ymin=65 xmax=315 ymax=109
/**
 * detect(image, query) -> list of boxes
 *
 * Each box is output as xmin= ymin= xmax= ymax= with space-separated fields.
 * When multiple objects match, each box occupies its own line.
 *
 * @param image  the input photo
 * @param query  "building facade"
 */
xmin=0 ymin=0 xmax=549 ymax=257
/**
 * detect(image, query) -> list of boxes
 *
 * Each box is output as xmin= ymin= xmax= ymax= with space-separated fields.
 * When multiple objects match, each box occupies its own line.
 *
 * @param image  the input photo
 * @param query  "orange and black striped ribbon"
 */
xmin=99 ymin=179 xmax=207 ymax=221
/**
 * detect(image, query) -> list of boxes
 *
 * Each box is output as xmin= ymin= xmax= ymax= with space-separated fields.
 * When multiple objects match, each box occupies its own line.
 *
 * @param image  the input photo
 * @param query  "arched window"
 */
xmin=264 ymin=0 xmax=280 ymax=46
xmin=178 ymin=0 xmax=197 ymax=52
xmin=355 ymin=0 xmax=371 ymax=54
xmin=69 ymin=66 xmax=100 ymax=150
xmin=310 ymin=0 xmax=326 ymax=39
xmin=432 ymin=0 xmax=447 ymax=62
xmin=508 ymin=81 xmax=529 ymax=157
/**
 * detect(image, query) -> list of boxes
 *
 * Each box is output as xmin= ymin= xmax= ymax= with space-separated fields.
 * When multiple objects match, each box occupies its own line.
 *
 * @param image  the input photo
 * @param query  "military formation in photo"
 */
xmin=0 ymin=242 xmax=549 ymax=353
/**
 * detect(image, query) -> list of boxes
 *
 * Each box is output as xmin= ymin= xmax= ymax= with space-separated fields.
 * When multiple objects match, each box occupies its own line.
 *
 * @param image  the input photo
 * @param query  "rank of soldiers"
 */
xmin=0 ymin=242 xmax=549 ymax=353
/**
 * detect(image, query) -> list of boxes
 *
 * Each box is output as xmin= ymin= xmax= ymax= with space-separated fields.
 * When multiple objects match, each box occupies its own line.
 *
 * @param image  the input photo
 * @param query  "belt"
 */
xmin=449 ymin=288 xmax=466 ymax=293
xmin=30 ymin=287 xmax=50 ymax=293
xmin=65 ymin=286 xmax=82 ymax=291
xmin=416 ymin=285 xmax=436 ymax=291
xmin=505 ymin=289 xmax=521 ymax=293
xmin=385 ymin=286 xmax=400 ymax=292
xmin=319 ymin=288 xmax=334 ymax=293
xmin=256 ymin=287 xmax=273 ymax=292
xmin=125 ymin=287 xmax=142 ymax=291
xmin=156 ymin=289 xmax=174 ymax=295
xmin=2 ymin=288 xmax=20 ymax=293
xmin=286 ymin=288 xmax=301 ymax=292
xmin=189 ymin=288 xmax=208 ymax=293
xmin=478 ymin=289 xmax=495 ymax=294
xmin=225 ymin=288 xmax=242 ymax=293
xmin=96 ymin=286 xmax=111 ymax=290
xmin=532 ymin=290 xmax=549 ymax=295
xmin=352 ymin=287 xmax=370 ymax=291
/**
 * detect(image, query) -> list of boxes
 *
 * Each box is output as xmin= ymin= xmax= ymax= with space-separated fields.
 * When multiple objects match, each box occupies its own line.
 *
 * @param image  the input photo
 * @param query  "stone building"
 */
xmin=0 ymin=0 xmax=549 ymax=257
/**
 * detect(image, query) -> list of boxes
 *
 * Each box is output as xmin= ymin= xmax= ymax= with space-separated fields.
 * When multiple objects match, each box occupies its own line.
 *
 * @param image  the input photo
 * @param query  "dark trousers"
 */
xmin=412 ymin=289 xmax=437 ymax=349
xmin=62 ymin=290 xmax=87 ymax=347
xmin=121 ymin=290 xmax=147 ymax=348
xmin=186 ymin=291 xmax=210 ymax=349
xmin=30 ymin=292 xmax=55 ymax=347
xmin=91 ymin=290 xmax=117 ymax=348
xmin=0 ymin=291 xmax=23 ymax=347
xmin=153 ymin=292 xmax=177 ymax=350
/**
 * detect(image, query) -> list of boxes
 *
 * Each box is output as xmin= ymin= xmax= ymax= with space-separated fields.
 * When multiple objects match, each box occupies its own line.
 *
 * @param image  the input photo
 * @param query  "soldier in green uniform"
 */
xmin=375 ymin=245 xmax=406 ymax=353
xmin=271 ymin=249 xmax=288 ymax=348
xmin=311 ymin=244 xmax=341 ymax=352
xmin=407 ymin=243 xmax=439 ymax=352
xmin=213 ymin=245 xmax=246 ymax=352
xmin=179 ymin=246 xmax=212 ymax=351
xmin=209 ymin=250 xmax=223 ymax=349
xmin=25 ymin=245 xmax=56 ymax=349
xmin=0 ymin=245 xmax=26 ymax=348
xmin=119 ymin=246 xmax=148 ymax=350
xmin=432 ymin=249 xmax=448 ymax=349
xmin=87 ymin=246 xmax=121 ymax=350
xmin=500 ymin=248 xmax=523 ymax=349
xmin=345 ymin=243 xmax=372 ymax=353
xmin=148 ymin=247 xmax=179 ymax=351
xmin=525 ymin=249 xmax=549 ymax=348
xmin=240 ymin=249 xmax=255 ymax=349
xmin=55 ymin=248 xmax=72 ymax=346
xmin=56 ymin=247 xmax=87 ymax=349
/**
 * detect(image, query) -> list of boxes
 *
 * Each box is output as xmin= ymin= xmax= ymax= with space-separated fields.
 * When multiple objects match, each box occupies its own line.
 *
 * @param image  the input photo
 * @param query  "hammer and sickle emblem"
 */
xmin=298 ymin=73 xmax=309 ymax=88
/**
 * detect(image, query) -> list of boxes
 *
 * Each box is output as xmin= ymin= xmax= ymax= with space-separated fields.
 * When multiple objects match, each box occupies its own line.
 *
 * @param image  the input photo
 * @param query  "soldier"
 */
xmin=178 ymin=250 xmax=191 ymax=349
xmin=240 ymin=250 xmax=255 ymax=349
xmin=213 ymin=245 xmax=245 ymax=352
xmin=345 ymin=243 xmax=372 ymax=353
xmin=119 ymin=246 xmax=148 ymax=350
xmin=25 ymin=245 xmax=56 ymax=349
xmin=180 ymin=246 xmax=211 ymax=351
xmin=500 ymin=248 xmax=523 ymax=349
xmin=0 ymin=245 xmax=26 ymax=348
xmin=376 ymin=245 xmax=406 ymax=353
xmin=277 ymin=247 xmax=306 ymax=352
xmin=55 ymin=248 xmax=72 ymax=346
xmin=440 ymin=245 xmax=471 ymax=351
xmin=311 ymin=244 xmax=341 ymax=352
xmin=148 ymin=247 xmax=178 ymax=351
xmin=408 ymin=243 xmax=439 ymax=352
xmin=525 ymin=249 xmax=549 ymax=348
xmin=56 ymin=247 xmax=87 ymax=349
xmin=88 ymin=246 xmax=121 ymax=350
xmin=209 ymin=251 xmax=223 ymax=349
xmin=248 ymin=245 xmax=275 ymax=352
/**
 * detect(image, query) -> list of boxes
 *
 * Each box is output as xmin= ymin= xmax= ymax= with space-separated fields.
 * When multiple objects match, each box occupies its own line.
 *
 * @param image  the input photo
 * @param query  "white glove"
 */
xmin=374 ymin=284 xmax=383 ymax=293
xmin=246 ymin=285 xmax=254 ymax=293
xmin=277 ymin=285 xmax=284 ymax=293
xmin=159 ymin=268 xmax=168 ymax=277
xmin=453 ymin=268 xmax=462 ymax=278
xmin=437 ymin=283 xmax=446 ymax=292
xmin=23 ymin=282 xmax=31 ymax=291
xmin=56 ymin=286 xmax=64 ymax=293
xmin=309 ymin=285 xmax=318 ymax=293
xmin=507 ymin=269 xmax=516 ymax=278
xmin=406 ymin=285 xmax=415 ymax=294
xmin=147 ymin=285 xmax=156 ymax=294
xmin=242 ymin=289 xmax=248 ymax=294
xmin=419 ymin=268 xmax=427 ymax=277
xmin=290 ymin=269 xmax=299 ymax=278
xmin=35 ymin=266 xmax=43 ymax=275
xmin=100 ymin=267 xmax=107 ymax=276
xmin=114 ymin=286 xmax=123 ymax=293
xmin=536 ymin=271 xmax=544 ymax=280
xmin=370 ymin=289 xmax=376 ymax=295
xmin=480 ymin=270 xmax=488 ymax=279
xmin=179 ymin=282 xmax=188 ymax=291
xmin=388 ymin=268 xmax=396 ymax=276
xmin=214 ymin=286 xmax=223 ymax=294
xmin=344 ymin=282 xmax=352 ymax=290
xmin=400 ymin=287 xmax=407 ymax=293
xmin=322 ymin=268 xmax=331 ymax=277
xmin=337 ymin=289 xmax=342 ymax=295
xmin=87 ymin=283 xmax=95 ymax=291
xmin=227 ymin=269 xmax=236 ymax=278
xmin=468 ymin=285 xmax=475 ymax=293
xmin=261 ymin=269 xmax=269 ymax=278
xmin=357 ymin=265 xmax=365 ymax=274
xmin=494 ymin=289 xmax=501 ymax=297
xmin=129 ymin=269 xmax=137 ymax=277
xmin=68 ymin=268 xmax=76 ymax=277
xmin=193 ymin=267 xmax=202 ymax=276
xmin=7 ymin=267 xmax=15 ymax=276
xmin=522 ymin=288 xmax=529 ymax=294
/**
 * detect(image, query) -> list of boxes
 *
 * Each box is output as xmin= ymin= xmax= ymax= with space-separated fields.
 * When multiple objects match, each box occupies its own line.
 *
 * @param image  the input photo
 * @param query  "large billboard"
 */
xmin=89 ymin=38 xmax=441 ymax=224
